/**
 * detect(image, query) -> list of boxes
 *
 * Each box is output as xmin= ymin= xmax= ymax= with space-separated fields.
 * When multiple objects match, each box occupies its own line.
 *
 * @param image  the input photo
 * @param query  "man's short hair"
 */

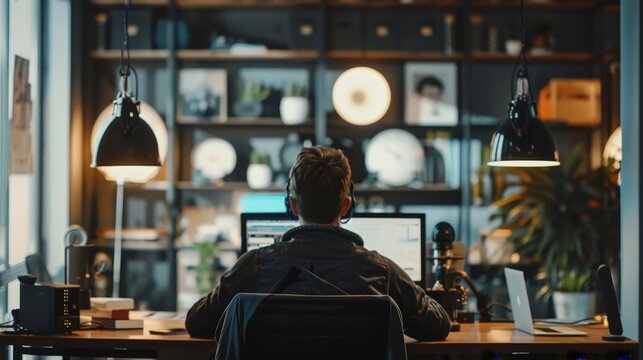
xmin=415 ymin=75 xmax=444 ymax=95
xmin=288 ymin=146 xmax=352 ymax=224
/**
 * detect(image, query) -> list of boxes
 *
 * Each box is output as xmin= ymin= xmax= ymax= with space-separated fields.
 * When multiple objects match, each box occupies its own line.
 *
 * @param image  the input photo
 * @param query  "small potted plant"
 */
xmin=247 ymin=151 xmax=272 ymax=189
xmin=491 ymin=146 xmax=620 ymax=320
xmin=233 ymin=80 xmax=270 ymax=119
xmin=279 ymin=82 xmax=309 ymax=125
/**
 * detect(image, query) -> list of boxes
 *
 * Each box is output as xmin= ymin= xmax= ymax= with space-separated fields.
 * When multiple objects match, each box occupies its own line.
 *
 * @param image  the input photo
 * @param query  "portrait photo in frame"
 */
xmin=404 ymin=62 xmax=458 ymax=126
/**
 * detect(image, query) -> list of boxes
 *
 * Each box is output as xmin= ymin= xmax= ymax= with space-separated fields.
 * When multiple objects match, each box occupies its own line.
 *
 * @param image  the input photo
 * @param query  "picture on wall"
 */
xmin=178 ymin=68 xmax=227 ymax=123
xmin=234 ymin=68 xmax=309 ymax=119
xmin=404 ymin=62 xmax=458 ymax=126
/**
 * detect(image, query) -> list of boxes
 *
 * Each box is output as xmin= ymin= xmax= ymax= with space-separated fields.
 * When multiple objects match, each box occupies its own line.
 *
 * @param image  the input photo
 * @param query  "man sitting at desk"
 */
xmin=185 ymin=146 xmax=451 ymax=341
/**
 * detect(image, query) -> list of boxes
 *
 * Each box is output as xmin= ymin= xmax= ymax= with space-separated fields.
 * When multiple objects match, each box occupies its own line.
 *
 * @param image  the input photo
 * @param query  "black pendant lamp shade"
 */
xmin=91 ymin=93 xmax=160 ymax=167
xmin=488 ymin=77 xmax=560 ymax=167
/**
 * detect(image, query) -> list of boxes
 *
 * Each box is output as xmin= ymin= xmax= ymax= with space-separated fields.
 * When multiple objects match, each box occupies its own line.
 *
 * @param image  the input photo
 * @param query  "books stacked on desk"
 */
xmin=82 ymin=297 xmax=144 ymax=329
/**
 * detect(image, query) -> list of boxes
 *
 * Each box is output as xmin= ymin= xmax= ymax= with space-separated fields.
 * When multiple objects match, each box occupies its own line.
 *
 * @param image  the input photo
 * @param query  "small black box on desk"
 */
xmin=365 ymin=9 xmax=402 ymax=50
xmin=109 ymin=9 xmax=153 ymax=50
xmin=20 ymin=283 xmax=80 ymax=334
xmin=328 ymin=10 xmax=363 ymax=50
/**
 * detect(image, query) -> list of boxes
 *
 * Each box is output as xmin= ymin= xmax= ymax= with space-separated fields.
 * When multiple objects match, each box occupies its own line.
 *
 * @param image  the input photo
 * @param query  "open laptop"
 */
xmin=504 ymin=268 xmax=587 ymax=336
xmin=240 ymin=212 xmax=426 ymax=287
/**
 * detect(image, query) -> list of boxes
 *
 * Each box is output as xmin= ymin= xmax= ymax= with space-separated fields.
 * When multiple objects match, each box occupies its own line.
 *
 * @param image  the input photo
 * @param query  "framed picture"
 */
xmin=178 ymin=68 xmax=227 ymax=123
xmin=404 ymin=62 xmax=458 ymax=126
xmin=234 ymin=68 xmax=309 ymax=118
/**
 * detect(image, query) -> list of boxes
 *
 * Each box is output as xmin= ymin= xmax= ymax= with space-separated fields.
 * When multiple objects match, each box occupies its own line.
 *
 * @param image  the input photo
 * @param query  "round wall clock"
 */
xmin=192 ymin=138 xmax=237 ymax=181
xmin=365 ymin=129 xmax=425 ymax=186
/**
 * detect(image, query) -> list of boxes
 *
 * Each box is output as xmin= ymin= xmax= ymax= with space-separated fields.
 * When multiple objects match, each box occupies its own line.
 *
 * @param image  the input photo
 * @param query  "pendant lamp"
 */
xmin=488 ymin=0 xmax=560 ymax=168
xmin=91 ymin=0 xmax=160 ymax=171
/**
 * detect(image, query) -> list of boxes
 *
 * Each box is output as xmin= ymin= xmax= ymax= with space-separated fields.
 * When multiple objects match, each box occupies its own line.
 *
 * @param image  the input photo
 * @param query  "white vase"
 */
xmin=279 ymin=97 xmax=309 ymax=125
xmin=553 ymin=291 xmax=596 ymax=321
xmin=247 ymin=164 xmax=272 ymax=189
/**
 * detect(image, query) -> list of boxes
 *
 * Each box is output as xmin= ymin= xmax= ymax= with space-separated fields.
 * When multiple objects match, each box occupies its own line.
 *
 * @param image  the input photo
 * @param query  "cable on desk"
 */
xmin=486 ymin=302 xmax=512 ymax=313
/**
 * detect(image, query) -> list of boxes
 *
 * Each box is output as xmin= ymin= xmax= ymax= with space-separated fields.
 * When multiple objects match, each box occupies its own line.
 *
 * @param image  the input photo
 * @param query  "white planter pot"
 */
xmin=553 ymin=291 xmax=596 ymax=321
xmin=280 ymin=97 xmax=309 ymax=125
xmin=247 ymin=164 xmax=272 ymax=189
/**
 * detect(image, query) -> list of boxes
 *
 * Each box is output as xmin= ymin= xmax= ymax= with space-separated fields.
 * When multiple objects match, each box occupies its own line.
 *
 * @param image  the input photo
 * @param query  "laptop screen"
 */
xmin=241 ymin=213 xmax=426 ymax=286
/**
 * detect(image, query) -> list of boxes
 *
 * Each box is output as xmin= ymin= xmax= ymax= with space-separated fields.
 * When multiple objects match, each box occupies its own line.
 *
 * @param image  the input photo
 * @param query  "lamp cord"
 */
xmin=119 ymin=0 xmax=138 ymax=99
xmin=511 ymin=0 xmax=534 ymax=102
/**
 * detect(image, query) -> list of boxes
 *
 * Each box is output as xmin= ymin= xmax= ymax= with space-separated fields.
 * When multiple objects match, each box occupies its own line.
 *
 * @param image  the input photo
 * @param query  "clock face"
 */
xmin=365 ymin=129 xmax=425 ymax=186
xmin=192 ymin=138 xmax=237 ymax=181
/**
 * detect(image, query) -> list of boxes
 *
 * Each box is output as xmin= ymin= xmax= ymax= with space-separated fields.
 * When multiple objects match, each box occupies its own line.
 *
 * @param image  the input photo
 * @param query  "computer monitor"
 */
xmin=240 ymin=213 xmax=426 ymax=286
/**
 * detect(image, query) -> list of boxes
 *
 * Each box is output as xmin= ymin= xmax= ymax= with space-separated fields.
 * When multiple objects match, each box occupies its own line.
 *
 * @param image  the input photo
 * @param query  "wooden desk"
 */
xmin=0 ymin=320 xmax=638 ymax=359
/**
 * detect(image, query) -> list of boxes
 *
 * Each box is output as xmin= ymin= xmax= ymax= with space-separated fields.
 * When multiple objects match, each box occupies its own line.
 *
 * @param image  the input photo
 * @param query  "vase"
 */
xmin=553 ymin=291 xmax=596 ymax=321
xmin=247 ymin=164 xmax=272 ymax=189
xmin=279 ymin=96 xmax=309 ymax=125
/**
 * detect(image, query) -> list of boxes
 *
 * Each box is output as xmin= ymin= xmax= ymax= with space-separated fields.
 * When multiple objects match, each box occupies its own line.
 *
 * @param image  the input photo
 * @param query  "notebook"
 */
xmin=504 ymin=268 xmax=587 ymax=336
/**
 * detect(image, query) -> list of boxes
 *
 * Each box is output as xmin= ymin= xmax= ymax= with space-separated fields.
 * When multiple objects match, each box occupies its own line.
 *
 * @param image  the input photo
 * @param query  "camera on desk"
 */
xmin=17 ymin=275 xmax=80 ymax=334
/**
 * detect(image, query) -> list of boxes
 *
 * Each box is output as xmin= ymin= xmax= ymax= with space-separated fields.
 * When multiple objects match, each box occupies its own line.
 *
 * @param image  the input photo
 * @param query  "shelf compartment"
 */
xmin=355 ymin=184 xmax=461 ymax=205
xmin=469 ymin=0 xmax=597 ymax=10
xmin=470 ymin=51 xmax=594 ymax=62
xmin=90 ymin=49 xmax=169 ymax=60
xmin=177 ymin=181 xmax=285 ymax=192
xmin=327 ymin=0 xmax=463 ymax=8
xmin=177 ymin=49 xmax=319 ymax=61
xmin=177 ymin=117 xmax=314 ymax=127
xmin=327 ymin=50 xmax=464 ymax=61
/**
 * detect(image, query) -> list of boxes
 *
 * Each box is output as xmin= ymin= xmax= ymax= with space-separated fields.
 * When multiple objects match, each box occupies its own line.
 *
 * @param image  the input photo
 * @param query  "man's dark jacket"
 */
xmin=185 ymin=224 xmax=451 ymax=341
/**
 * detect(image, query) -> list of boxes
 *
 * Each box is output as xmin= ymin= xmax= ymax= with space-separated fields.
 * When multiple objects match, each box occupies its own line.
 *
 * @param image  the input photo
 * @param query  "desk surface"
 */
xmin=0 ymin=318 xmax=638 ymax=359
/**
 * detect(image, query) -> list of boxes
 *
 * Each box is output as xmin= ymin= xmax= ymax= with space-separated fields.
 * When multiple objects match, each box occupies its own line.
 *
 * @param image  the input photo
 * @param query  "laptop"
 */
xmin=504 ymin=268 xmax=587 ymax=336
xmin=240 ymin=212 xmax=426 ymax=287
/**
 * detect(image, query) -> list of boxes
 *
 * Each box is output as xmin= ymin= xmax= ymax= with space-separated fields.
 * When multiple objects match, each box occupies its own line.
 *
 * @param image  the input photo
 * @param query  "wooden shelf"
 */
xmin=177 ymin=49 xmax=319 ymax=61
xmin=327 ymin=0 xmax=463 ymax=8
xmin=470 ymin=51 xmax=594 ymax=62
xmin=355 ymin=184 xmax=461 ymax=205
xmin=124 ymin=181 xmax=169 ymax=191
xmin=327 ymin=50 xmax=464 ymax=61
xmin=177 ymin=117 xmax=314 ymax=127
xmin=90 ymin=49 xmax=169 ymax=60
xmin=177 ymin=181 xmax=284 ymax=192
xmin=178 ymin=0 xmax=318 ymax=7
xmin=91 ymin=0 xmax=167 ymax=5
xmin=469 ymin=0 xmax=597 ymax=10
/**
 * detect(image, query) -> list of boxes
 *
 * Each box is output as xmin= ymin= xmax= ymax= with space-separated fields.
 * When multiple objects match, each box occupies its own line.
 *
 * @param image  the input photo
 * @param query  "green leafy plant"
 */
xmin=283 ymin=82 xmax=307 ymax=97
xmin=194 ymin=242 xmax=217 ymax=295
xmin=238 ymin=80 xmax=270 ymax=101
xmin=491 ymin=145 xmax=620 ymax=297
xmin=249 ymin=151 xmax=270 ymax=165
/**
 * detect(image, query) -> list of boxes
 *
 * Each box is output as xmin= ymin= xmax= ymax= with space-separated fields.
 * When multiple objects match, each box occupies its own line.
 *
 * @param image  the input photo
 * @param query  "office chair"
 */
xmin=215 ymin=293 xmax=407 ymax=360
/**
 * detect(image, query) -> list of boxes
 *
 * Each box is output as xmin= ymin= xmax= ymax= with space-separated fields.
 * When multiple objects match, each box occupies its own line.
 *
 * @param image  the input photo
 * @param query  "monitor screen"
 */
xmin=240 ymin=213 xmax=425 ymax=285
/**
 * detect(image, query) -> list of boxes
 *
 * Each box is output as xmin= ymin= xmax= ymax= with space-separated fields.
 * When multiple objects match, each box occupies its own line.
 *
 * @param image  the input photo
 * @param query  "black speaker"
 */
xmin=596 ymin=264 xmax=626 ymax=341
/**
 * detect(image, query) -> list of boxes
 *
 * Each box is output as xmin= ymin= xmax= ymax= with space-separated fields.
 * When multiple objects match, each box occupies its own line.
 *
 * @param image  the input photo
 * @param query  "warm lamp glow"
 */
xmin=92 ymin=101 xmax=168 ymax=183
xmin=332 ymin=67 xmax=391 ymax=126
xmin=603 ymin=126 xmax=622 ymax=166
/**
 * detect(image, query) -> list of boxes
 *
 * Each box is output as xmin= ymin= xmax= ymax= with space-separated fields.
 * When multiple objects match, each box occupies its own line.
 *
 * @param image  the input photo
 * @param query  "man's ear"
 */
xmin=340 ymin=196 xmax=352 ymax=217
xmin=288 ymin=197 xmax=300 ymax=216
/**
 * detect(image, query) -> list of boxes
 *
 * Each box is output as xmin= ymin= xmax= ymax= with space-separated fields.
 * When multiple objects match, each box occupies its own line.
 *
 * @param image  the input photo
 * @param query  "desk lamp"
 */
xmin=332 ymin=67 xmax=391 ymax=126
xmin=488 ymin=0 xmax=560 ymax=167
xmin=90 ymin=0 xmax=167 ymax=297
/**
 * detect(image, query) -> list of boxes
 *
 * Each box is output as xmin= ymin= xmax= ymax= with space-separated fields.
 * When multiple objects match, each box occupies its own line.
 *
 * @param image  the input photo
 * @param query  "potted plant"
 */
xmin=279 ymin=82 xmax=308 ymax=125
xmin=233 ymin=80 xmax=270 ymax=118
xmin=491 ymin=146 xmax=620 ymax=320
xmin=246 ymin=151 xmax=272 ymax=189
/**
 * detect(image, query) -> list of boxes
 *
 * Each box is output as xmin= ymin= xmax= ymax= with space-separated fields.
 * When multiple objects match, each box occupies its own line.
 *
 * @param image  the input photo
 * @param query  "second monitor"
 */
xmin=241 ymin=213 xmax=426 ymax=287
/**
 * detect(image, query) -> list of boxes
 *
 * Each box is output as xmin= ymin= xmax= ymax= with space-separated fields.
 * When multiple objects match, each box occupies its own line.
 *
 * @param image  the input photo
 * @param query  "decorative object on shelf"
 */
xmin=91 ymin=0 xmax=164 ymax=298
xmin=469 ymin=14 xmax=483 ymax=53
xmin=279 ymin=83 xmax=309 ymax=125
xmin=537 ymin=78 xmax=601 ymax=126
xmin=402 ymin=10 xmax=442 ymax=51
xmin=444 ymin=13 xmax=455 ymax=55
xmin=505 ymin=39 xmax=521 ymax=56
xmin=487 ymin=26 xmax=498 ymax=52
xmin=191 ymin=137 xmax=237 ymax=184
xmin=529 ymin=22 xmax=555 ymax=56
xmin=490 ymin=146 xmax=620 ymax=306
xmin=404 ymin=62 xmax=458 ymax=126
xmin=488 ymin=0 xmax=559 ymax=168
xmin=235 ymin=68 xmax=308 ymax=119
xmin=603 ymin=126 xmax=622 ymax=185
xmin=179 ymin=68 xmax=227 ymax=123
xmin=95 ymin=13 xmax=108 ymax=51
xmin=365 ymin=10 xmax=401 ymax=50
xmin=365 ymin=129 xmax=424 ymax=187
xmin=332 ymin=67 xmax=390 ymax=126
xmin=247 ymin=152 xmax=273 ymax=190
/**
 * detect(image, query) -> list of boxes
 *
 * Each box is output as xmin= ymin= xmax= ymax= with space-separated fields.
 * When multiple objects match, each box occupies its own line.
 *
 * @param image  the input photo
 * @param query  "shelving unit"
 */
xmin=78 ymin=0 xmax=620 ymax=311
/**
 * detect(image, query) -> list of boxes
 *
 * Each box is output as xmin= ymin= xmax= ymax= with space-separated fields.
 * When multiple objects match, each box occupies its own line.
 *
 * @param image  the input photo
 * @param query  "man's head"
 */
xmin=287 ymin=146 xmax=353 ymax=225
xmin=415 ymin=75 xmax=444 ymax=101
